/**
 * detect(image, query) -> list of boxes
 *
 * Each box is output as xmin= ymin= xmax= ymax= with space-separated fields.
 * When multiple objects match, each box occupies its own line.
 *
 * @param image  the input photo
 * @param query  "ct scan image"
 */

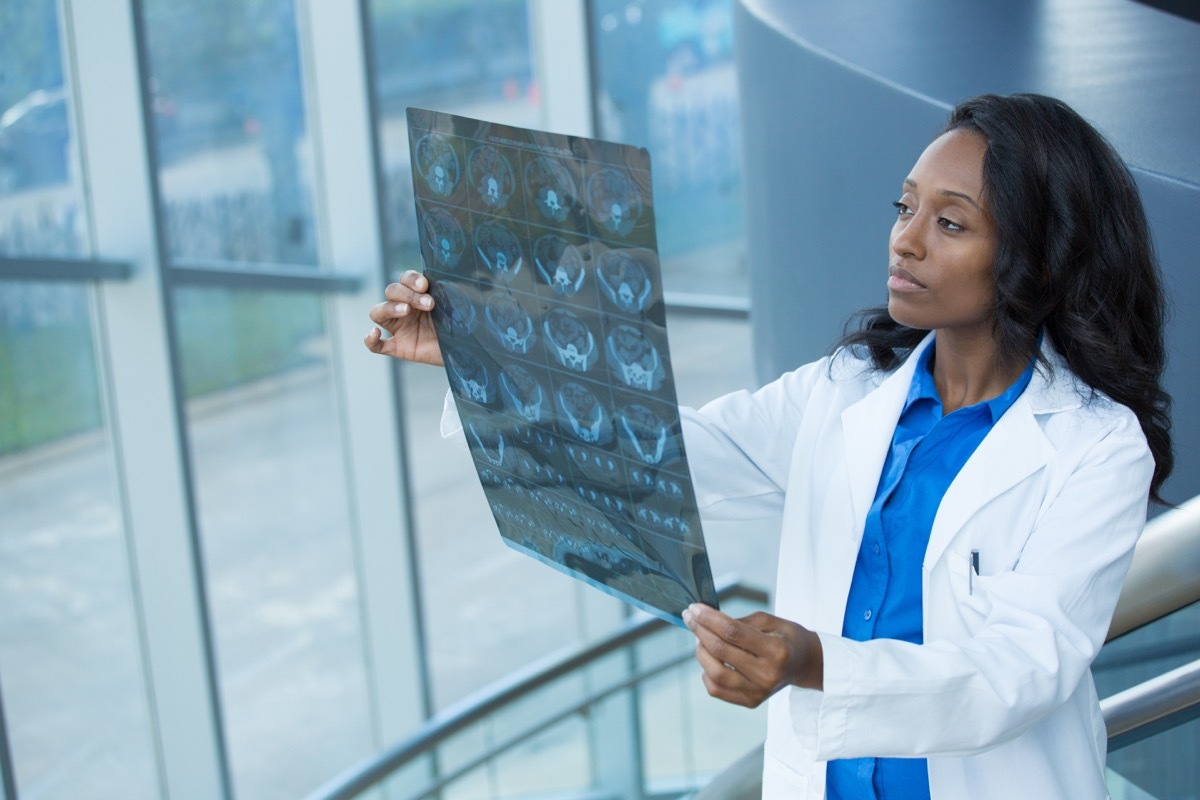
xmin=407 ymin=107 xmax=717 ymax=624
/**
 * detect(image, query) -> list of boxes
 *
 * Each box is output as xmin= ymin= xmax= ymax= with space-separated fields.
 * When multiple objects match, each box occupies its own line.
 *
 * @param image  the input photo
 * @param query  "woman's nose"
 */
xmin=890 ymin=217 xmax=925 ymax=259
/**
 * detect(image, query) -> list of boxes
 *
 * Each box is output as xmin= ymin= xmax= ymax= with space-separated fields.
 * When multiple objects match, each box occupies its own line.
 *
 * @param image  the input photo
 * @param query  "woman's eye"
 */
xmin=939 ymin=217 xmax=965 ymax=232
xmin=892 ymin=201 xmax=911 ymax=216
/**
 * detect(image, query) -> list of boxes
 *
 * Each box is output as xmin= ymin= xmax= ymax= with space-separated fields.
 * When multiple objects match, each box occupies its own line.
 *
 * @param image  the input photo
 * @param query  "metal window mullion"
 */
xmin=66 ymin=0 xmax=231 ymax=798
xmin=302 ymin=0 xmax=430 ymax=768
xmin=530 ymin=0 xmax=594 ymax=137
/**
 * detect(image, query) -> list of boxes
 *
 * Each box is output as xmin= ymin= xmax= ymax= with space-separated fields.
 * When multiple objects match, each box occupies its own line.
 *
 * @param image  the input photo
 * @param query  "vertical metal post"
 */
xmin=0 ymin=671 xmax=17 ymax=800
xmin=65 ymin=0 xmax=232 ymax=796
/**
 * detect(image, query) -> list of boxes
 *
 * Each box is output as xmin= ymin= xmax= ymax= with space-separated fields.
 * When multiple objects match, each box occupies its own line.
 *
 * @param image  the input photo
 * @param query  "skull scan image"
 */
xmin=468 ymin=144 xmax=515 ymax=210
xmin=421 ymin=207 xmax=466 ymax=270
xmin=466 ymin=418 xmax=506 ymax=468
xmin=474 ymin=220 xmax=523 ymax=282
xmin=606 ymin=324 xmax=663 ymax=391
xmin=523 ymin=156 xmax=577 ymax=224
xmin=445 ymin=347 xmax=494 ymax=405
xmin=499 ymin=362 xmax=546 ymax=424
xmin=543 ymin=308 xmax=598 ymax=372
xmin=534 ymin=235 xmax=586 ymax=297
xmin=586 ymin=166 xmax=643 ymax=237
xmin=415 ymin=133 xmax=461 ymax=197
xmin=484 ymin=294 xmax=536 ymax=354
xmin=429 ymin=280 xmax=477 ymax=337
xmin=555 ymin=381 xmax=612 ymax=446
xmin=616 ymin=403 xmax=673 ymax=466
xmin=597 ymin=251 xmax=653 ymax=313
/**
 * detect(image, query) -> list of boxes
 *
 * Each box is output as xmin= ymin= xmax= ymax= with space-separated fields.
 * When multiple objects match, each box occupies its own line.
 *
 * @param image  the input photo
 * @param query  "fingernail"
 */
xmin=418 ymin=295 xmax=432 ymax=308
xmin=682 ymin=608 xmax=693 ymax=625
xmin=395 ymin=303 xmax=409 ymax=314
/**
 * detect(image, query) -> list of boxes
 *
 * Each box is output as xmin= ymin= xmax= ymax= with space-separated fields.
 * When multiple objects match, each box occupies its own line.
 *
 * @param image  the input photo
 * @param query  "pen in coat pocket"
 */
xmin=969 ymin=549 xmax=980 ymax=596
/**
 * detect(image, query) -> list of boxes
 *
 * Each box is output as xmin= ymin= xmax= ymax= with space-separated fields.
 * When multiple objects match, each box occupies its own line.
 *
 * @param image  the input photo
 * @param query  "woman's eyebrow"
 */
xmin=903 ymin=178 xmax=983 ymax=212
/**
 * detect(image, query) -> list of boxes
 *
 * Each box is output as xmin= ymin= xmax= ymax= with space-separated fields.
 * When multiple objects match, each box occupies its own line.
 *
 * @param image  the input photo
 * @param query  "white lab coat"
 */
xmin=680 ymin=334 xmax=1153 ymax=799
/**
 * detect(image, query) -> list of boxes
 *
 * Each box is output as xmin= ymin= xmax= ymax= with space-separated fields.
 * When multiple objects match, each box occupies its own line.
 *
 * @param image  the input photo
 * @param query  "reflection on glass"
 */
xmin=175 ymin=287 xmax=372 ymax=797
xmin=142 ymin=0 xmax=318 ymax=265
xmin=370 ymin=0 xmax=588 ymax=712
xmin=368 ymin=0 xmax=542 ymax=277
xmin=589 ymin=0 xmax=746 ymax=298
xmin=0 ymin=1 xmax=87 ymax=256
xmin=0 ymin=281 xmax=157 ymax=799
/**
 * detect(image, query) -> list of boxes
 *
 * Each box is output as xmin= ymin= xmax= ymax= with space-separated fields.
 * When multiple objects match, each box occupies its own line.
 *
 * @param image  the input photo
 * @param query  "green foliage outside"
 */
xmin=0 ymin=319 xmax=103 ymax=456
xmin=0 ymin=290 xmax=326 ymax=457
xmin=173 ymin=288 xmax=326 ymax=398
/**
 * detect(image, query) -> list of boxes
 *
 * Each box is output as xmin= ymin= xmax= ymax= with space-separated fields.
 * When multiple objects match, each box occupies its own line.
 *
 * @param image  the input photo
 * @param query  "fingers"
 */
xmin=383 ymin=270 xmax=435 ymax=314
xmin=684 ymin=604 xmax=819 ymax=704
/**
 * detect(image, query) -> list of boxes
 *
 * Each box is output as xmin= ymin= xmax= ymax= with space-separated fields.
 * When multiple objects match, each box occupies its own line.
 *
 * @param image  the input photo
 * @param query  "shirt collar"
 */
xmin=906 ymin=336 xmax=1037 ymax=423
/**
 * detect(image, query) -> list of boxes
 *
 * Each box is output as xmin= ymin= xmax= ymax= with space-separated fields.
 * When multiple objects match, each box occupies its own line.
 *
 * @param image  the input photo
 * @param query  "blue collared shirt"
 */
xmin=826 ymin=341 xmax=1035 ymax=800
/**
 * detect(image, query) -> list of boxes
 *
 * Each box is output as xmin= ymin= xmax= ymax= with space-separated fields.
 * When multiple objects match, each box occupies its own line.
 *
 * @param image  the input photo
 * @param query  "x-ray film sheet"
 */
xmin=407 ymin=107 xmax=718 ymax=626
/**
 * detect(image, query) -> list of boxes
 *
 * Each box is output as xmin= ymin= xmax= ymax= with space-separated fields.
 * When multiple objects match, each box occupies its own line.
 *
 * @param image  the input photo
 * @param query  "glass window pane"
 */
xmin=589 ymin=0 xmax=747 ymax=299
xmin=142 ymin=0 xmax=319 ymax=266
xmin=369 ymin=0 xmax=542 ymax=280
xmin=0 ymin=1 xmax=87 ymax=255
xmin=368 ymin=0 xmax=573 ymax=711
xmin=174 ymin=286 xmax=373 ymax=798
xmin=0 ymin=281 xmax=158 ymax=799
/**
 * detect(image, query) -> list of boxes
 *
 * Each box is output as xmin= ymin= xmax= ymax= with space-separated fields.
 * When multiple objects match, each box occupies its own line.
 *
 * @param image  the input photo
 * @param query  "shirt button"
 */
xmin=873 ymin=543 xmax=881 ymax=555
xmin=864 ymin=609 xmax=873 ymax=620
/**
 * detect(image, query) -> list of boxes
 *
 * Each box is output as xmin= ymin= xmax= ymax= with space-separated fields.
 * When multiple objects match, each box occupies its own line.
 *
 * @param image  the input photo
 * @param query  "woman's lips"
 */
xmin=888 ymin=266 xmax=926 ymax=292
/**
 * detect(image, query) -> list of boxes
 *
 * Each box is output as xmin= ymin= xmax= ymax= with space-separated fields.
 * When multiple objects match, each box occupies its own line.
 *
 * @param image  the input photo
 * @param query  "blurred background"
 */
xmin=0 ymin=1 xmax=1196 ymax=799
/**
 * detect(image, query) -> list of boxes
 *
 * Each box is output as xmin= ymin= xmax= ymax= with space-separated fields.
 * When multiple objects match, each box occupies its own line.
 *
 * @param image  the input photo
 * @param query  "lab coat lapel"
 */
xmin=924 ymin=365 xmax=1065 ymax=569
xmin=839 ymin=337 xmax=931 ymax=544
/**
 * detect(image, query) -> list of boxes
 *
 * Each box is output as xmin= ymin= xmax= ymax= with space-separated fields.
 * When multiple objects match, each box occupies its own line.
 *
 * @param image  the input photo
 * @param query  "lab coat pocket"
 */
xmin=762 ymin=752 xmax=812 ymax=795
xmin=947 ymin=550 xmax=994 ymax=628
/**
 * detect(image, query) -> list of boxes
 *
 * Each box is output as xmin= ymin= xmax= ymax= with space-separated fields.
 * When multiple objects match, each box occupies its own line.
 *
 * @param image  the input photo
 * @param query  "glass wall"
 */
xmin=365 ymin=0 xmax=605 ymax=713
xmin=0 ymin=2 xmax=159 ymax=797
xmin=589 ymin=0 xmax=746 ymax=301
xmin=143 ymin=0 xmax=320 ymax=266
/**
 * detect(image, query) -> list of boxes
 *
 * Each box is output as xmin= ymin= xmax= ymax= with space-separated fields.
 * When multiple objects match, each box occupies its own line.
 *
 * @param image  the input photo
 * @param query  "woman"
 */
xmin=366 ymin=94 xmax=1172 ymax=799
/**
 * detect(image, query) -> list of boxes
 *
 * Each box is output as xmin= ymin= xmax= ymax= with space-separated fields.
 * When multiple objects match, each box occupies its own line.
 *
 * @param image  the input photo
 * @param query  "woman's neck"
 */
xmin=930 ymin=330 xmax=1025 ymax=414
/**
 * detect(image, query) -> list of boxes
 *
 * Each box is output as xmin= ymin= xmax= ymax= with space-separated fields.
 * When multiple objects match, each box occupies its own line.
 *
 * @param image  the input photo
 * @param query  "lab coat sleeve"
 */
xmin=790 ymin=412 xmax=1153 ymax=759
xmin=680 ymin=357 xmax=832 ymax=521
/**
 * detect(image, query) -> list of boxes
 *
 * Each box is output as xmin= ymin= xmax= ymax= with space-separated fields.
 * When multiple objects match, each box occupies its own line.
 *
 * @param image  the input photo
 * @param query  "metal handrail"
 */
xmin=303 ymin=579 xmax=769 ymax=800
xmin=1102 ymin=657 xmax=1200 ymax=751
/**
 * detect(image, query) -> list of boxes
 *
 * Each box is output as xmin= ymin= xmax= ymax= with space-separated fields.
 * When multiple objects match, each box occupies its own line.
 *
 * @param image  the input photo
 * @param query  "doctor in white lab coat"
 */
xmin=677 ymin=95 xmax=1172 ymax=799
xmin=365 ymin=93 xmax=1173 ymax=799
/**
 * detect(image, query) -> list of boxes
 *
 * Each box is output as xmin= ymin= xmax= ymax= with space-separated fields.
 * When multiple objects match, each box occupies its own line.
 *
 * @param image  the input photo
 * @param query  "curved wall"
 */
xmin=736 ymin=0 xmax=1200 ymax=503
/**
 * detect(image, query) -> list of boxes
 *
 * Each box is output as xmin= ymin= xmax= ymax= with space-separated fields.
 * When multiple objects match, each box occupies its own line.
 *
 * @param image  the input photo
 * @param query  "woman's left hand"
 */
xmin=682 ymin=604 xmax=824 ymax=708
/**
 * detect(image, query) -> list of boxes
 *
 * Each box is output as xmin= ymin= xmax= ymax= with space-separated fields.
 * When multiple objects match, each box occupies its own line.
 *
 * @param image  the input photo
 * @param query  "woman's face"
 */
xmin=887 ymin=128 xmax=997 ymax=337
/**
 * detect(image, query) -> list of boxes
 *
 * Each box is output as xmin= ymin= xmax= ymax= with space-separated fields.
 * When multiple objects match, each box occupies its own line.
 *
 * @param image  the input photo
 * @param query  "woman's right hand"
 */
xmin=364 ymin=270 xmax=444 ymax=366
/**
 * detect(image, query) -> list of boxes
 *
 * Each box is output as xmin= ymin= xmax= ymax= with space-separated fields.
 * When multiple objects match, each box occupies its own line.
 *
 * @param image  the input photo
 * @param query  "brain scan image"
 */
xmin=566 ymin=442 xmax=622 ymax=485
xmin=484 ymin=294 xmax=536 ymax=354
xmin=597 ymin=251 xmax=653 ymax=313
xmin=555 ymin=380 xmax=612 ymax=446
xmin=499 ymin=362 xmax=546 ymax=424
xmin=543 ymin=308 xmax=598 ymax=372
xmin=605 ymin=324 xmax=663 ymax=391
xmin=406 ymin=107 xmax=720 ymax=622
xmin=421 ymin=207 xmax=466 ymax=270
xmin=445 ymin=347 xmax=494 ymax=405
xmin=466 ymin=417 xmax=507 ymax=468
xmin=430 ymin=280 xmax=477 ymax=337
xmin=534 ymin=235 xmax=587 ymax=298
xmin=468 ymin=144 xmax=516 ymax=211
xmin=524 ymin=156 xmax=578 ymax=224
xmin=415 ymin=133 xmax=461 ymax=198
xmin=586 ymin=166 xmax=643 ymax=238
xmin=616 ymin=402 xmax=675 ymax=466
xmin=474 ymin=220 xmax=523 ymax=282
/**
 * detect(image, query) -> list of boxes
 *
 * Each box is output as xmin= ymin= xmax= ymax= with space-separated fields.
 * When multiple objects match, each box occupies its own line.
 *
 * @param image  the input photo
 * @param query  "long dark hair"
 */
xmin=837 ymin=93 xmax=1173 ymax=502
